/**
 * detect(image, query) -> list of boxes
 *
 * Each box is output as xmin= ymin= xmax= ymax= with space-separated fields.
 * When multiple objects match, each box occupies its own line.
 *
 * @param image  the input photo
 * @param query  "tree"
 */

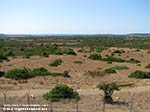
xmin=97 ymin=82 xmax=120 ymax=104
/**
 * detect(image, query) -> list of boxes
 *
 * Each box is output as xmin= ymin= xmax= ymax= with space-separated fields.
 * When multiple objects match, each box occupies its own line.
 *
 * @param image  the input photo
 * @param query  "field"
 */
xmin=0 ymin=35 xmax=150 ymax=112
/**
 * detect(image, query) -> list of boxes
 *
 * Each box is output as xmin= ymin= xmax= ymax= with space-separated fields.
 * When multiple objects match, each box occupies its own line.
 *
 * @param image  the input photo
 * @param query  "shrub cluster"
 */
xmin=5 ymin=68 xmax=30 ymax=80
xmin=4 ymin=68 xmax=70 ymax=80
xmin=0 ymin=54 xmax=8 ymax=62
xmin=64 ymin=48 xmax=77 ymax=55
xmin=43 ymin=85 xmax=80 ymax=102
xmin=104 ymin=68 xmax=117 ymax=74
xmin=49 ymin=59 xmax=63 ymax=67
xmin=128 ymin=58 xmax=141 ymax=64
xmin=111 ymin=65 xmax=129 ymax=70
xmin=129 ymin=70 xmax=150 ymax=79
xmin=102 ymin=55 xmax=125 ymax=63
xmin=88 ymin=54 xmax=102 ymax=60
xmin=0 ymin=71 xmax=5 ymax=77
xmin=145 ymin=64 xmax=150 ymax=68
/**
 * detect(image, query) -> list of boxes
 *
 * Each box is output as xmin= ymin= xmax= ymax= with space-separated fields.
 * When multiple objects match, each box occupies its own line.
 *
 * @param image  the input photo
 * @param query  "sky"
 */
xmin=0 ymin=0 xmax=150 ymax=34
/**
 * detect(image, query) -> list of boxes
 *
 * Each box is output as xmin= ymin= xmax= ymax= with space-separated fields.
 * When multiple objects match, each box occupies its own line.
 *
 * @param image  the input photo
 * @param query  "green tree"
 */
xmin=97 ymin=82 xmax=120 ymax=104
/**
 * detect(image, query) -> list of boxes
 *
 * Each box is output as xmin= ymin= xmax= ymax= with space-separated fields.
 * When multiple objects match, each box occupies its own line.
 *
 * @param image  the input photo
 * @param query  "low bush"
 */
xmin=88 ymin=54 xmax=102 ymax=60
xmin=0 ymin=54 xmax=8 ymax=62
xmin=111 ymin=65 xmax=129 ymax=70
xmin=104 ymin=68 xmax=117 ymax=74
xmin=95 ymin=47 xmax=104 ymax=53
xmin=30 ymin=67 xmax=50 ymax=77
xmin=102 ymin=55 xmax=125 ymax=63
xmin=0 ymin=71 xmax=5 ymax=77
xmin=145 ymin=64 xmax=150 ymax=68
xmin=128 ymin=58 xmax=141 ymax=64
xmin=129 ymin=70 xmax=150 ymax=79
xmin=113 ymin=49 xmax=125 ymax=54
xmin=64 ymin=48 xmax=77 ymax=55
xmin=43 ymin=84 xmax=80 ymax=102
xmin=4 ymin=67 xmax=70 ymax=80
xmin=49 ymin=59 xmax=63 ymax=67
xmin=4 ymin=68 xmax=30 ymax=80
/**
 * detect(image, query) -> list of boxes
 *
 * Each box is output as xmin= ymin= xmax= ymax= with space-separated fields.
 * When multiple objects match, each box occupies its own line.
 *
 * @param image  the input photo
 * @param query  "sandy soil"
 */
xmin=0 ymin=47 xmax=150 ymax=112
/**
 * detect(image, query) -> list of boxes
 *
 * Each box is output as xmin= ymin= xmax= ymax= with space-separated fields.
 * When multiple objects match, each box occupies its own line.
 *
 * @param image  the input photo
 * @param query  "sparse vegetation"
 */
xmin=49 ymin=59 xmax=63 ymax=67
xmin=111 ymin=65 xmax=129 ymax=70
xmin=43 ymin=84 xmax=80 ymax=102
xmin=145 ymin=64 xmax=150 ymax=68
xmin=0 ymin=71 xmax=5 ymax=77
xmin=4 ymin=68 xmax=30 ymax=80
xmin=4 ymin=67 xmax=70 ymax=80
xmin=129 ymin=70 xmax=150 ymax=79
xmin=128 ymin=58 xmax=141 ymax=64
xmin=104 ymin=68 xmax=117 ymax=74
xmin=102 ymin=55 xmax=126 ymax=63
xmin=88 ymin=54 xmax=102 ymax=60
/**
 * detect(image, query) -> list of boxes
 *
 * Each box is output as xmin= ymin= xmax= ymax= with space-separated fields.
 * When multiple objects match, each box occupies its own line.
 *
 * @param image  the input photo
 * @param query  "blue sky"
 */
xmin=0 ymin=0 xmax=150 ymax=34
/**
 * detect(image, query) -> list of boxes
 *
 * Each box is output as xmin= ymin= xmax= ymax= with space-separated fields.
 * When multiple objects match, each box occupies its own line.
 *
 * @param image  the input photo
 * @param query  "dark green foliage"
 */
xmin=145 ymin=64 xmax=150 ymax=68
xmin=4 ymin=67 xmax=70 ymax=79
xmin=104 ymin=68 xmax=117 ymax=74
xmin=30 ymin=67 xmax=50 ymax=77
xmin=43 ymin=85 xmax=80 ymax=102
xmin=97 ymin=82 xmax=120 ymax=103
xmin=95 ymin=47 xmax=104 ymax=53
xmin=129 ymin=70 xmax=150 ymax=79
xmin=88 ymin=54 xmax=102 ymax=60
xmin=102 ymin=55 xmax=125 ymax=63
xmin=113 ymin=49 xmax=125 ymax=54
xmin=0 ymin=54 xmax=8 ymax=62
xmin=49 ymin=59 xmax=63 ymax=67
xmin=64 ymin=48 xmax=77 ymax=55
xmin=111 ymin=65 xmax=129 ymax=70
xmin=0 ymin=71 xmax=5 ymax=77
xmin=128 ymin=58 xmax=141 ymax=64
xmin=4 ymin=68 xmax=30 ymax=80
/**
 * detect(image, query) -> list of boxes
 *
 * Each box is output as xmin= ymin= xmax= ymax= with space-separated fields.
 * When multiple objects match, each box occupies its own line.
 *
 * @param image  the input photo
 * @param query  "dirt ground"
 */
xmin=0 ymin=47 xmax=150 ymax=112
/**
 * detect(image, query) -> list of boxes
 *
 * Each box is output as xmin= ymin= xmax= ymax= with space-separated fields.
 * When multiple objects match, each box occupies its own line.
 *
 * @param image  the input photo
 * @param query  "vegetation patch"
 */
xmin=128 ymin=58 xmax=141 ymax=64
xmin=104 ymin=68 xmax=117 ymax=74
xmin=43 ymin=85 xmax=80 ymax=102
xmin=0 ymin=54 xmax=8 ymax=62
xmin=88 ymin=54 xmax=102 ymax=60
xmin=111 ymin=65 xmax=129 ymax=70
xmin=0 ymin=71 xmax=5 ymax=77
xmin=102 ymin=55 xmax=126 ymax=63
xmin=4 ymin=68 xmax=70 ymax=80
xmin=145 ymin=64 xmax=150 ymax=68
xmin=4 ymin=68 xmax=30 ymax=80
xmin=129 ymin=70 xmax=150 ymax=79
xmin=113 ymin=49 xmax=125 ymax=54
xmin=49 ymin=59 xmax=63 ymax=67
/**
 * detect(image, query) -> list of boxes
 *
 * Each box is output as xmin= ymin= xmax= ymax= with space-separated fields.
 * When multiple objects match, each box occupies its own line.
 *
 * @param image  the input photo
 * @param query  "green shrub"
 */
xmin=113 ymin=49 xmax=125 ymax=54
xmin=104 ymin=68 xmax=117 ymax=74
xmin=4 ymin=68 xmax=30 ymax=80
xmin=95 ymin=47 xmax=104 ymax=53
xmin=102 ymin=56 xmax=125 ymax=63
xmin=0 ymin=71 xmax=5 ymax=77
xmin=0 ymin=54 xmax=8 ymax=62
xmin=145 ymin=64 xmax=150 ymax=68
xmin=30 ymin=67 xmax=50 ymax=77
xmin=111 ymin=66 xmax=129 ymax=70
xmin=49 ymin=59 xmax=63 ymax=67
xmin=128 ymin=58 xmax=141 ymax=64
xmin=88 ymin=54 xmax=102 ymax=60
xmin=64 ymin=48 xmax=77 ymax=55
xmin=43 ymin=85 xmax=80 ymax=102
xmin=129 ymin=70 xmax=150 ymax=79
